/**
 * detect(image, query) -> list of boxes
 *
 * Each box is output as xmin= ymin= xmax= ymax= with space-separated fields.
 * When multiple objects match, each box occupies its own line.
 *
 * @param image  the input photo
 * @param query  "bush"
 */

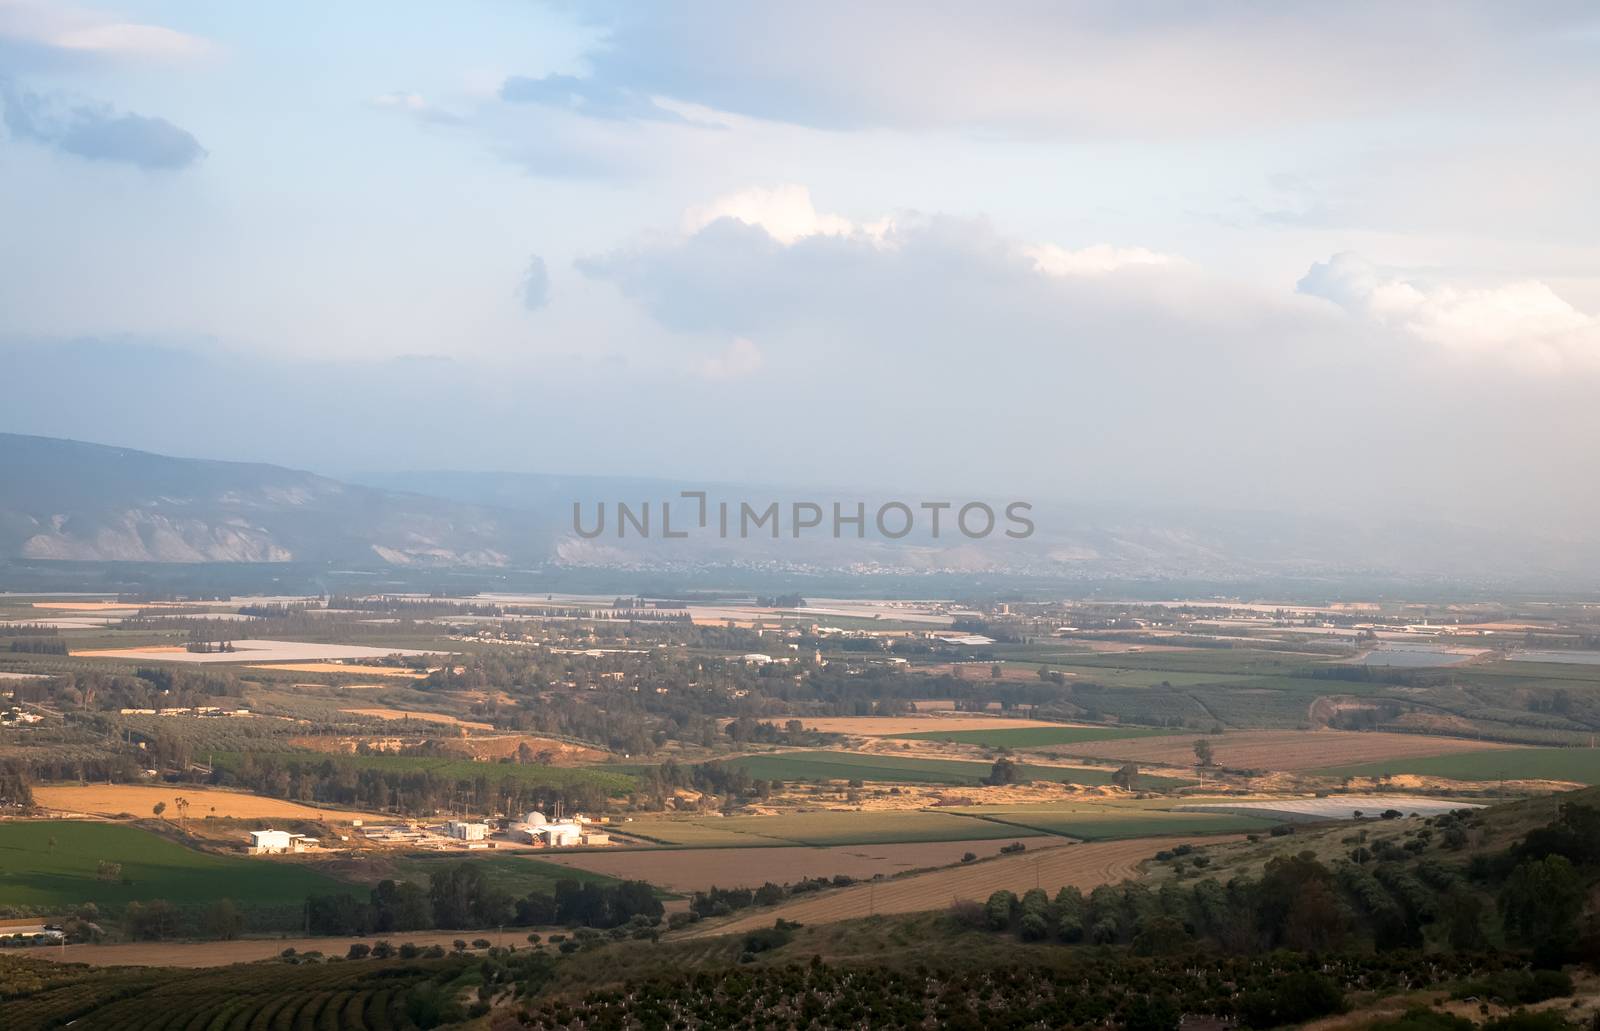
xmin=346 ymin=943 xmax=370 ymax=960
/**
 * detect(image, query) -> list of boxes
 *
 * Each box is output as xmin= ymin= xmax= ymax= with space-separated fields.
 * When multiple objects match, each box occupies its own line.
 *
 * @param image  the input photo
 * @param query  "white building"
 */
xmin=537 ymin=821 xmax=583 ymax=847
xmin=248 ymin=829 xmax=293 ymax=854
xmin=445 ymin=820 xmax=489 ymax=841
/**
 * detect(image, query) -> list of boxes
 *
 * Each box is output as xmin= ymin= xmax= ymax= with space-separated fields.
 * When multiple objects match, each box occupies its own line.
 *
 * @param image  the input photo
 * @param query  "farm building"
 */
xmin=248 ymin=829 xmax=292 ymax=854
xmin=445 ymin=820 xmax=489 ymax=841
xmin=247 ymin=829 xmax=318 ymax=854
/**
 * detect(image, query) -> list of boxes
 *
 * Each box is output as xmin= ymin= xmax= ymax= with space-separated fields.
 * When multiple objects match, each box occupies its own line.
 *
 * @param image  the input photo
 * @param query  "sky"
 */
xmin=2 ymin=2 xmax=1599 ymax=536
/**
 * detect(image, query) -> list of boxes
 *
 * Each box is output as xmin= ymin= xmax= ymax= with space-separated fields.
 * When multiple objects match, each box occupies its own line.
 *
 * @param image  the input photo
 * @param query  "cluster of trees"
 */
xmin=214 ymin=754 xmax=615 ymax=818
xmin=974 ymin=803 xmax=1600 ymax=970
xmin=512 ymin=951 xmax=1513 ymax=1030
xmin=305 ymin=864 xmax=661 ymax=936
xmin=687 ymin=876 xmax=860 ymax=919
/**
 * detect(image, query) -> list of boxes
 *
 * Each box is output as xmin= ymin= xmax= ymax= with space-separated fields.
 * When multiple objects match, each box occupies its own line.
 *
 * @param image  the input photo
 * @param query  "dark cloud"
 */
xmin=521 ymin=255 xmax=551 ymax=311
xmin=0 ymin=79 xmax=204 ymax=170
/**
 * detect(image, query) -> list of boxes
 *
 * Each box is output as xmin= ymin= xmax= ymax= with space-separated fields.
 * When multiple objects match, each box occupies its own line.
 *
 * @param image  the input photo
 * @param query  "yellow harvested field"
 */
xmin=75 ymin=646 xmax=189 ymax=656
xmin=71 ymin=640 xmax=436 ymax=666
xmin=538 ymin=839 xmax=1062 ymax=893
xmin=793 ymin=716 xmax=1064 ymax=735
xmin=1052 ymin=729 xmax=1510 ymax=772
xmin=249 ymin=663 xmax=430 ymax=677
xmin=33 ymin=784 xmax=386 ymax=821
xmin=341 ymin=708 xmax=495 ymax=730
xmin=683 ymin=835 xmax=1221 ymax=937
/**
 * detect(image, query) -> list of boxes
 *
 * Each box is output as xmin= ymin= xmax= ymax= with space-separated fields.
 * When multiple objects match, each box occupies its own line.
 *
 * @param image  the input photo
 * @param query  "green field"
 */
xmin=1314 ymin=747 xmax=1600 ymax=785
xmin=723 ymin=750 xmax=1186 ymax=789
xmin=619 ymin=810 xmax=1047 ymax=848
xmin=211 ymin=751 xmax=635 ymax=794
xmin=942 ymin=803 xmax=1282 ymax=840
xmin=888 ymin=726 xmax=1177 ymax=748
xmin=0 ymin=821 xmax=348 ymax=913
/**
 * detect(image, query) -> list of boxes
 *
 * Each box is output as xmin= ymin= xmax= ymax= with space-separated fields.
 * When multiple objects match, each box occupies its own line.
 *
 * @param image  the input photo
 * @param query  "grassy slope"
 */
xmin=0 ymin=820 xmax=348 ymax=912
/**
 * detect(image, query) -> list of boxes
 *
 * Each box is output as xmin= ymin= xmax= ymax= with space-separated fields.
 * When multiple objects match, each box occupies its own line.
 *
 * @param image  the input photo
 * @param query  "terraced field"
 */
xmin=680 ymin=835 xmax=1220 ymax=937
xmin=1314 ymin=746 xmax=1600 ymax=785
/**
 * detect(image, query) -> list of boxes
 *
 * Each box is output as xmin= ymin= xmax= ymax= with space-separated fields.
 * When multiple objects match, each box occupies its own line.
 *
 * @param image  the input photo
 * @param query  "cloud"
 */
xmin=0 ymin=1 xmax=212 ymax=62
xmin=1299 ymin=253 xmax=1600 ymax=372
xmin=368 ymin=91 xmax=463 ymax=126
xmin=500 ymin=73 xmax=689 ymax=124
xmin=543 ymin=3 xmax=1592 ymax=136
xmin=1 ymin=79 xmax=205 ymax=169
xmin=521 ymin=255 xmax=551 ymax=311
xmin=579 ymin=186 xmax=1192 ymax=337
xmin=697 ymin=337 xmax=762 ymax=380
xmin=1024 ymin=244 xmax=1176 ymax=277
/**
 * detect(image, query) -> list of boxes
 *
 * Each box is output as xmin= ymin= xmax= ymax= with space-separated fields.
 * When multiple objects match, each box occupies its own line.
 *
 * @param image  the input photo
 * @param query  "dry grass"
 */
xmin=788 ymin=716 xmax=1062 ymax=735
xmin=1046 ymin=729 xmax=1509 ymax=772
xmin=72 ymin=642 xmax=435 ymax=665
xmin=341 ymin=707 xmax=495 ymax=730
xmin=264 ymin=663 xmax=431 ymax=677
xmin=32 ymin=784 xmax=386 ymax=821
xmin=681 ymin=835 xmax=1227 ymax=937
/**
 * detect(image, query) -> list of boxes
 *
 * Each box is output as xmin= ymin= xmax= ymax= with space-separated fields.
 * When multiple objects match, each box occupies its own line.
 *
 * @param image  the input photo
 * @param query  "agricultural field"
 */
xmin=535 ymin=838 xmax=1056 ymax=894
xmin=31 ymin=784 xmax=387 ymax=821
xmin=721 ymin=751 xmax=1185 ymax=789
xmin=1175 ymin=795 xmax=1483 ymax=822
xmin=786 ymin=716 xmax=1059 ymax=735
xmin=208 ymin=751 xmax=636 ymax=795
xmin=681 ymin=835 xmax=1216 ymax=938
xmin=0 ymin=821 xmax=347 ymax=913
xmin=338 ymin=707 xmax=495 ymax=730
xmin=618 ymin=810 xmax=1048 ymax=848
xmin=70 ymin=641 xmax=437 ymax=664
xmin=937 ymin=802 xmax=1281 ymax=840
xmin=1 ymin=952 xmax=469 ymax=1027
xmin=1314 ymin=746 xmax=1600 ymax=785
xmin=1046 ymin=729 xmax=1511 ymax=772
xmin=889 ymin=725 xmax=1177 ymax=748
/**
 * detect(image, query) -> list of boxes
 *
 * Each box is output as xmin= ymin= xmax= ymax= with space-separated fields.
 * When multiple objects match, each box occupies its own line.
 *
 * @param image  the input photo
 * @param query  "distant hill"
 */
xmin=2 ymin=434 xmax=1597 ymax=583
xmin=0 ymin=434 xmax=544 ymax=566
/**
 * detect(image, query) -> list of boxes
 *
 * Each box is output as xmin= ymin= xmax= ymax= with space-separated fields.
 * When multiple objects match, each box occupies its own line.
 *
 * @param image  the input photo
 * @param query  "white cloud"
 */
xmin=698 ymin=337 xmax=762 ymax=380
xmin=1299 ymin=253 xmax=1600 ymax=372
xmin=682 ymin=184 xmax=884 ymax=246
xmin=368 ymin=91 xmax=462 ymax=125
xmin=0 ymin=2 xmax=212 ymax=60
xmin=1024 ymin=243 xmax=1176 ymax=278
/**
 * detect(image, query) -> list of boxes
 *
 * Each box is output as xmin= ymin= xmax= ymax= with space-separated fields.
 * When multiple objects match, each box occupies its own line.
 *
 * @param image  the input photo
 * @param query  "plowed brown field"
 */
xmin=536 ymin=838 xmax=1062 ymax=893
xmin=681 ymin=835 xmax=1221 ymax=937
